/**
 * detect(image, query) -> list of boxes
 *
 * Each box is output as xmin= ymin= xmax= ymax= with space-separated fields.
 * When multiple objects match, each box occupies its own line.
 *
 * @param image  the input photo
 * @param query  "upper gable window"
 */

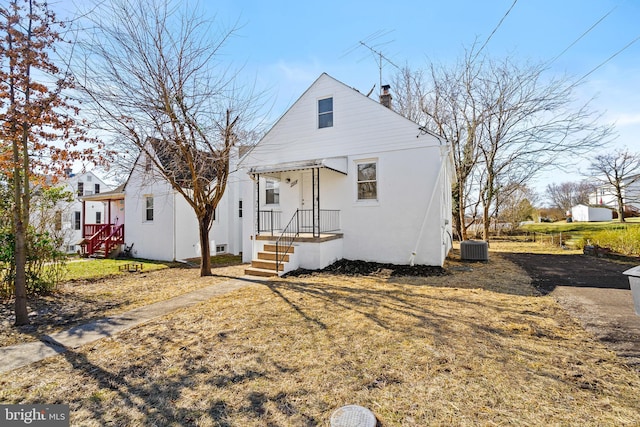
xmin=318 ymin=97 xmax=333 ymax=128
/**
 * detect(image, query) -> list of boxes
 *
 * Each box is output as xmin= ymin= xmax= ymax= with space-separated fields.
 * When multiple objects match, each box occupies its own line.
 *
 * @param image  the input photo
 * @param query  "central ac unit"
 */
xmin=460 ymin=240 xmax=489 ymax=261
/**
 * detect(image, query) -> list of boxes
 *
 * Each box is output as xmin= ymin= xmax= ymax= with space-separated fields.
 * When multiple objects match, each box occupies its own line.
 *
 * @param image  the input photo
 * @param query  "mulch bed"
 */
xmin=283 ymin=258 xmax=448 ymax=278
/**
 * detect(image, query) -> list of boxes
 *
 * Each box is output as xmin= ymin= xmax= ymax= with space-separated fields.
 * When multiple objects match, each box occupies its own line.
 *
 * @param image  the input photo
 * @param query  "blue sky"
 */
xmin=208 ymin=0 xmax=640 ymax=190
xmin=57 ymin=0 xmax=640 ymax=191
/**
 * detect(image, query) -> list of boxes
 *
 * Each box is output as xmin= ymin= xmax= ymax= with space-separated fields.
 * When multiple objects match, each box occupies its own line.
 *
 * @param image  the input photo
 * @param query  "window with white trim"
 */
xmin=357 ymin=162 xmax=377 ymax=200
xmin=318 ymin=97 xmax=333 ymax=128
xmin=265 ymin=179 xmax=280 ymax=205
xmin=145 ymin=196 xmax=154 ymax=221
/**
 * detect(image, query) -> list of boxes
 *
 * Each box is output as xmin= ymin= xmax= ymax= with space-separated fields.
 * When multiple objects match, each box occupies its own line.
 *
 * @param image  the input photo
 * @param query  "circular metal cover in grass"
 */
xmin=330 ymin=405 xmax=376 ymax=427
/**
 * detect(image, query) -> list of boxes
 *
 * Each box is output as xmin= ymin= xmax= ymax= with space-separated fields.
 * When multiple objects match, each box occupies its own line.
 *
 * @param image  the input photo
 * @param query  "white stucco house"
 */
xmin=116 ymin=142 xmax=244 ymax=261
xmin=589 ymin=175 xmax=640 ymax=217
xmin=239 ymin=73 xmax=454 ymax=276
xmin=571 ymin=204 xmax=612 ymax=222
xmin=32 ymin=171 xmax=114 ymax=254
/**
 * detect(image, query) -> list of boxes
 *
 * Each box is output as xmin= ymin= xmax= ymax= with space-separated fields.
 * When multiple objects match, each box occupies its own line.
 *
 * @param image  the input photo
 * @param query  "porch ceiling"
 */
xmin=249 ymin=157 xmax=348 ymax=177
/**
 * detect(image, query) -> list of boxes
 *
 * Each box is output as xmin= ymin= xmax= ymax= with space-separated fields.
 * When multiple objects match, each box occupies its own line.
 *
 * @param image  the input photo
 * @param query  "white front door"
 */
xmin=299 ymin=171 xmax=313 ymax=210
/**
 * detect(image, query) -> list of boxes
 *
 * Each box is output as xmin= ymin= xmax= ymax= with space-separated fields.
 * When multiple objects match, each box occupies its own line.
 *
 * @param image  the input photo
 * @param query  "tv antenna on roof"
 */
xmin=342 ymin=30 xmax=400 ymax=97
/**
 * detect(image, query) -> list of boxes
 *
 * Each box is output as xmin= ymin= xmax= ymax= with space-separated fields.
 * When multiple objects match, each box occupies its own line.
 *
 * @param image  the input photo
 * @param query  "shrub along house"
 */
xmin=239 ymin=73 xmax=454 ymax=277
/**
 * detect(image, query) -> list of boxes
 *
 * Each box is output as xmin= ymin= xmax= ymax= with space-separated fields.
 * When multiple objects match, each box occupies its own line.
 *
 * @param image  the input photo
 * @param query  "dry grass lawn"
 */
xmin=0 ymin=265 xmax=246 ymax=347
xmin=1 ymin=250 xmax=640 ymax=425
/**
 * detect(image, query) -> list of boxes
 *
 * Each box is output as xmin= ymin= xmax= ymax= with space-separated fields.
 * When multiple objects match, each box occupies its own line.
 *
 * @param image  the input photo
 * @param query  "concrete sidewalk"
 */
xmin=0 ymin=276 xmax=262 ymax=374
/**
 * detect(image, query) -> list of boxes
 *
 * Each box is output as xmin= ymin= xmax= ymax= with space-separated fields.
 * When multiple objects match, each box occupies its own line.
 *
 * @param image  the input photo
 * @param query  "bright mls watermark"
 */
xmin=1 ymin=405 xmax=69 ymax=426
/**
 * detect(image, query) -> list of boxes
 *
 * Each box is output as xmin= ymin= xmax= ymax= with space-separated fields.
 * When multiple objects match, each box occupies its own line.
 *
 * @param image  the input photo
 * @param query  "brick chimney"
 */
xmin=380 ymin=84 xmax=392 ymax=109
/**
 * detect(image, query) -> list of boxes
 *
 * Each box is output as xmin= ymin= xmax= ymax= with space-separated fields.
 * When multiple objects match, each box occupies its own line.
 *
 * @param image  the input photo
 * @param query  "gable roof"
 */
xmin=240 ymin=73 xmax=447 ymax=168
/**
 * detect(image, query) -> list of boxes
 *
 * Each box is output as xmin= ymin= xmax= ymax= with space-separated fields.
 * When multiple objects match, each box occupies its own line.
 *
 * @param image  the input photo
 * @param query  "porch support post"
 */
xmin=255 ymin=174 xmax=260 ymax=235
xmin=82 ymin=200 xmax=86 ymax=238
xmin=312 ymin=167 xmax=320 ymax=238
xmin=107 ymin=200 xmax=112 ymax=228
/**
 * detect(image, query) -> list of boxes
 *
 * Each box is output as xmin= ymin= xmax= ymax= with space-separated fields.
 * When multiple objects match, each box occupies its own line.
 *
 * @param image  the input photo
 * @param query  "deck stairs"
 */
xmin=245 ymin=244 xmax=294 ymax=277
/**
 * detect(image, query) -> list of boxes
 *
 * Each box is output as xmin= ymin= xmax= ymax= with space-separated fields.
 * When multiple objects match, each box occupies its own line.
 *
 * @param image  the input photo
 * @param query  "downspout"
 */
xmin=409 ymin=144 xmax=450 ymax=266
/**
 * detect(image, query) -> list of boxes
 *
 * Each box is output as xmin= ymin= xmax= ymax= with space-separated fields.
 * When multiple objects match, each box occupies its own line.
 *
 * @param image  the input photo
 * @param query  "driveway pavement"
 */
xmin=502 ymin=252 xmax=640 ymax=370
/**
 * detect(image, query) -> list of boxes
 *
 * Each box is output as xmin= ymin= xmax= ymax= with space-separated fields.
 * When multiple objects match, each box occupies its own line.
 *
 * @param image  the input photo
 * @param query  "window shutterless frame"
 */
xmin=356 ymin=161 xmax=377 ymax=201
xmin=318 ymin=97 xmax=333 ymax=128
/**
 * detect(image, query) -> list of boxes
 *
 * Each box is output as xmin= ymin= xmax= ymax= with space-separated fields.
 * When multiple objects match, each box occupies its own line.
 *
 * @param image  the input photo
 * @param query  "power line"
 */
xmin=575 ymin=34 xmax=640 ymax=85
xmin=474 ymin=0 xmax=518 ymax=59
xmin=547 ymin=5 xmax=618 ymax=66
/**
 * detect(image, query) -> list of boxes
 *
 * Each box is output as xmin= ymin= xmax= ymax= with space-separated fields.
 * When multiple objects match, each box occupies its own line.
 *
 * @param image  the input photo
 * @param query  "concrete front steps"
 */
xmin=244 ymin=244 xmax=293 ymax=277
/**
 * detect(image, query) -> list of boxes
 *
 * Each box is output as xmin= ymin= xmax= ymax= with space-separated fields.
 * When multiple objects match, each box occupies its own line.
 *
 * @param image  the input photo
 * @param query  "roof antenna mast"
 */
xmin=358 ymin=40 xmax=399 ymax=97
xmin=342 ymin=30 xmax=399 ymax=97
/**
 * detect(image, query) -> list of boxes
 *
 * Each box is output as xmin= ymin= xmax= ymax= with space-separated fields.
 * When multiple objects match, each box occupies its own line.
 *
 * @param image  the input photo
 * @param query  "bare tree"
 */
xmin=474 ymin=55 xmax=611 ymax=240
xmin=588 ymin=149 xmax=640 ymax=222
xmin=546 ymin=181 xmax=595 ymax=213
xmin=391 ymin=66 xmax=426 ymax=124
xmin=496 ymin=183 xmax=537 ymax=232
xmin=75 ymin=0 xmax=264 ymax=276
xmin=396 ymin=44 xmax=612 ymax=241
xmin=398 ymin=49 xmax=486 ymax=241
xmin=0 ymin=0 xmax=100 ymax=325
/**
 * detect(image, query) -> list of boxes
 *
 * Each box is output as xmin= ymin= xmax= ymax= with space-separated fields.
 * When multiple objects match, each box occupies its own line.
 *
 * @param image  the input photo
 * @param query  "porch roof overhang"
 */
xmin=79 ymin=184 xmax=125 ymax=202
xmin=248 ymin=157 xmax=348 ymax=177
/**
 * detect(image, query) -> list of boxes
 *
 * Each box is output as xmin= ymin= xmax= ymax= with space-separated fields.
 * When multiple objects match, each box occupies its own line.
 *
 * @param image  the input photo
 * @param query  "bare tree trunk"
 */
xmin=617 ymin=193 xmax=626 ymax=223
xmin=482 ymin=202 xmax=491 ymax=241
xmin=198 ymin=223 xmax=212 ymax=276
xmin=457 ymin=190 xmax=468 ymax=240
xmin=13 ymin=176 xmax=28 ymax=326
xmin=198 ymin=207 xmax=214 ymax=276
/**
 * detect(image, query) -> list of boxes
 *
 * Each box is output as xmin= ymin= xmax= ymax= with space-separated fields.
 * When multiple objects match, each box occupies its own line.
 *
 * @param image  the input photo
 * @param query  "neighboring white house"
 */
xmin=238 ymin=73 xmax=454 ymax=276
xmin=120 ymin=142 xmax=245 ymax=261
xmin=571 ymin=204 xmax=612 ymax=222
xmin=589 ymin=175 xmax=640 ymax=215
xmin=32 ymin=171 xmax=113 ymax=253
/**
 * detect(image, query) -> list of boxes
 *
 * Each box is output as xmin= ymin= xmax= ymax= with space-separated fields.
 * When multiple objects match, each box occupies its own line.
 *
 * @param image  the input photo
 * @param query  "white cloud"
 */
xmin=611 ymin=113 xmax=640 ymax=126
xmin=275 ymin=59 xmax=322 ymax=83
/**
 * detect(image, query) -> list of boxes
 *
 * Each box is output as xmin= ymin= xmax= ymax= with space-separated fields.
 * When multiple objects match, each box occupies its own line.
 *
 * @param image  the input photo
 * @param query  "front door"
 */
xmin=299 ymin=171 xmax=313 ymax=210
xmin=299 ymin=169 xmax=321 ymax=236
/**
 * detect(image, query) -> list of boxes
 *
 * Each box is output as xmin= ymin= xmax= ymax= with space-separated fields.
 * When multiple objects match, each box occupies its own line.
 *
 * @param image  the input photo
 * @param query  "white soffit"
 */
xmin=249 ymin=157 xmax=348 ymax=176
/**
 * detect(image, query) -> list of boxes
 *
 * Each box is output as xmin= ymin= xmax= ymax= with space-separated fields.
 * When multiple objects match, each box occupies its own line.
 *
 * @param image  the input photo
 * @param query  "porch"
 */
xmin=78 ymin=185 xmax=126 ymax=258
xmin=245 ymin=233 xmax=344 ymax=278
xmin=246 ymin=209 xmax=344 ymax=277
xmin=79 ymin=223 xmax=125 ymax=258
xmin=245 ymin=161 xmax=346 ymax=277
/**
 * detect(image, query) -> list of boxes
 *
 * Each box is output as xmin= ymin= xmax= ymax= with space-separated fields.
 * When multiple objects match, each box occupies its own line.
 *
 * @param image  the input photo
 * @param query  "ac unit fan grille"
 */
xmin=460 ymin=240 xmax=489 ymax=261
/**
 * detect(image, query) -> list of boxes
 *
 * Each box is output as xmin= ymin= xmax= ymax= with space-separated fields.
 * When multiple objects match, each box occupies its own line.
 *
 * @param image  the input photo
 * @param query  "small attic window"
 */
xmin=318 ymin=97 xmax=333 ymax=128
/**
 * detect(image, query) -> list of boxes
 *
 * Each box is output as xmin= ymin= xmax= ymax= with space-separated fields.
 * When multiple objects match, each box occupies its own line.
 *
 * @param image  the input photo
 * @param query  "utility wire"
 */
xmin=574 ymin=34 xmax=640 ymax=85
xmin=547 ymin=5 xmax=617 ymax=66
xmin=474 ymin=0 xmax=518 ymax=60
